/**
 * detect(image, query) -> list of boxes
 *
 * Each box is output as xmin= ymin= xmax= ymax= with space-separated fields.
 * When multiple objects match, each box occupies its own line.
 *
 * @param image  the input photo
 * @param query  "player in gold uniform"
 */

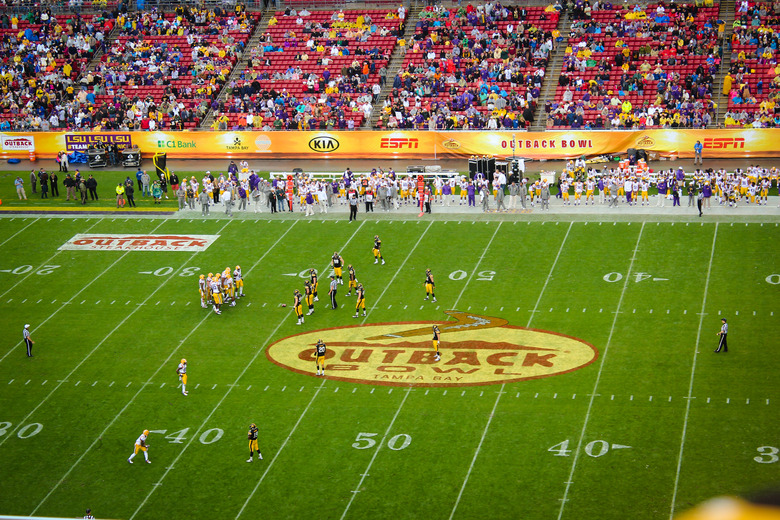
xmin=346 ymin=265 xmax=357 ymax=296
xmin=176 ymin=358 xmax=188 ymax=396
xmin=210 ymin=276 xmax=222 ymax=315
xmin=331 ymin=252 xmax=344 ymax=285
xmin=234 ymin=265 xmax=244 ymax=297
xmin=198 ymin=275 xmax=208 ymax=308
xmin=353 ymin=283 xmax=366 ymax=318
xmin=424 ymin=269 xmax=436 ymax=302
xmin=128 ymin=430 xmax=151 ymax=464
xmin=247 ymin=423 xmax=262 ymax=462
xmin=315 ymin=339 xmax=327 ymax=376
xmin=372 ymin=235 xmax=385 ymax=265
xmin=432 ymin=325 xmax=441 ymax=361
xmin=294 ymin=289 xmax=304 ymax=325
xmin=224 ymin=270 xmax=236 ymax=307
xmin=310 ymin=269 xmax=319 ymax=302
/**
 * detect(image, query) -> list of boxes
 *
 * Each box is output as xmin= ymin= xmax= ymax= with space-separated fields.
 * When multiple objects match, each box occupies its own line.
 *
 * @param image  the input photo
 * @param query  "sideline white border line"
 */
xmin=668 ymin=222 xmax=719 ymax=519
xmin=0 ymin=216 xmax=40 ymax=249
xmin=448 ymin=221 xmax=574 ymax=520
xmin=2 ymin=219 xmax=229 ymax=450
xmin=556 ymin=222 xmax=646 ymax=520
xmin=129 ymin=221 xmax=367 ymax=520
xmin=30 ymin=219 xmax=293 ymax=515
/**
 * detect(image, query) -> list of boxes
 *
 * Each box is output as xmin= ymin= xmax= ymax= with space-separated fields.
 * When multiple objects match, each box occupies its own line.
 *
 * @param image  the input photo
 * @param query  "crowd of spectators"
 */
xmin=211 ymin=7 xmax=403 ymax=130
xmin=0 ymin=7 xmax=113 ymax=130
xmin=547 ymin=0 xmax=721 ymax=129
xmin=724 ymin=0 xmax=780 ymax=126
xmin=377 ymin=2 xmax=559 ymax=129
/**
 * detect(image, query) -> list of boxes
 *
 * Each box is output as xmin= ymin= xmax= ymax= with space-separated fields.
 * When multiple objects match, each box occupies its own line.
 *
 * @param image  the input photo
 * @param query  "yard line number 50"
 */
xmin=352 ymin=432 xmax=412 ymax=451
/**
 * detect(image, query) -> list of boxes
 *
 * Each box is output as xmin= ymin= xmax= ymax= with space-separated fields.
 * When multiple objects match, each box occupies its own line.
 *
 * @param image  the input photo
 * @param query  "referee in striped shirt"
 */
xmin=328 ymin=275 xmax=338 ymax=309
xmin=23 ymin=324 xmax=34 ymax=357
xmin=715 ymin=318 xmax=728 ymax=353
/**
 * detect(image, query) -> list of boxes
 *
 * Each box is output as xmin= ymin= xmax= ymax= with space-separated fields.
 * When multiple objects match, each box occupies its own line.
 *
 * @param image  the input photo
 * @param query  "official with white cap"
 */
xmin=23 ymin=324 xmax=34 ymax=357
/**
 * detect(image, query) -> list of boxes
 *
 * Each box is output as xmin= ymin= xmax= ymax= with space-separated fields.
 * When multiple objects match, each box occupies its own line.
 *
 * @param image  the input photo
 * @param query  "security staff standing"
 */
xmin=328 ymin=275 xmax=338 ymax=309
xmin=23 ymin=324 xmax=34 ymax=357
xmin=715 ymin=318 xmax=728 ymax=353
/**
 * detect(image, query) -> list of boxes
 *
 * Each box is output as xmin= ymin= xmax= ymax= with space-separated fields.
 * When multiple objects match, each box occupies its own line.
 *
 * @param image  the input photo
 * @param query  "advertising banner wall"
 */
xmin=0 ymin=129 xmax=770 ymax=161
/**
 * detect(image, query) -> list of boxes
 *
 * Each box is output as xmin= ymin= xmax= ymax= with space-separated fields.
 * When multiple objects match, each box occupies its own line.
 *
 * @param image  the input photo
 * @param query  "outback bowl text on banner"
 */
xmin=0 ymin=129 xmax=775 ymax=160
xmin=59 ymin=234 xmax=220 ymax=252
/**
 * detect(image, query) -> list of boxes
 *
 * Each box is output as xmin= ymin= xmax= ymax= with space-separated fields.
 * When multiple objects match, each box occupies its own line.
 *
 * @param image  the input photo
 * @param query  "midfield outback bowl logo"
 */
xmin=266 ymin=311 xmax=598 ymax=387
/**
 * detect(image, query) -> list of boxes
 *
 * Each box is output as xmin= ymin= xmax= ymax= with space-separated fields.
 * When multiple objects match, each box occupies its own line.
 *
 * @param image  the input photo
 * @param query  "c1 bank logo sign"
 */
xmin=157 ymin=139 xmax=196 ymax=149
xmin=266 ymin=311 xmax=598 ymax=387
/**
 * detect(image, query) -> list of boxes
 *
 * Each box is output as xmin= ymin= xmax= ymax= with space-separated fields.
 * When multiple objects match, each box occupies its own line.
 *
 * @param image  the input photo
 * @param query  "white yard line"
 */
xmin=668 ymin=222 xmax=719 ymax=519
xmin=362 ymin=220 xmax=433 ymax=323
xmin=128 ymin=221 xmax=367 ymax=520
xmin=31 ymin=219 xmax=294 ymax=515
xmin=449 ymin=221 xmax=574 ymax=520
xmin=448 ymin=384 xmax=505 ymax=520
xmin=0 ymin=217 xmax=102 ymax=304
xmin=233 ymin=381 xmax=327 ymax=519
xmin=339 ymin=389 xmax=413 ymax=520
xmin=526 ymin=221 xmax=573 ymax=329
xmin=5 ymin=220 xmax=233 ymax=452
xmin=0 ymin=216 xmax=40 ymax=249
xmin=236 ymin=220 xmax=432 ymax=519
xmin=556 ymin=222 xmax=646 ymax=520
xmin=0 ymin=218 xmax=147 ymax=365
xmin=452 ymin=221 xmax=502 ymax=309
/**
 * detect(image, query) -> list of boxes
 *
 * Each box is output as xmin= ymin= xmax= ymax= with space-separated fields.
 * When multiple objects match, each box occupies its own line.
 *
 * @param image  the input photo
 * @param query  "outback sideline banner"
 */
xmin=0 ymin=129 xmax=772 ymax=160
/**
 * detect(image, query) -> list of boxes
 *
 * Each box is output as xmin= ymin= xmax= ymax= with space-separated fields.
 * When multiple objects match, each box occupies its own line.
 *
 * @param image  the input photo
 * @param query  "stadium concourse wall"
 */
xmin=0 ymin=129 xmax=774 ymax=161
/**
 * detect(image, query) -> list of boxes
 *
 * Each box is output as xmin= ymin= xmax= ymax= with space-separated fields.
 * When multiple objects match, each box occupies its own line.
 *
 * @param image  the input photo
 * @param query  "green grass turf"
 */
xmin=0 ymin=215 xmax=777 ymax=520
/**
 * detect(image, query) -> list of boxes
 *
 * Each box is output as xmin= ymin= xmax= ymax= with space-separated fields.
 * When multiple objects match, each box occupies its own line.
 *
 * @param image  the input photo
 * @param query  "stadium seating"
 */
xmin=0 ymin=10 xmax=113 ymax=130
xmin=377 ymin=3 xmax=558 ymax=129
xmin=547 ymin=2 xmax=720 ymax=129
xmin=216 ymin=8 xmax=402 ymax=130
xmin=725 ymin=1 xmax=780 ymax=127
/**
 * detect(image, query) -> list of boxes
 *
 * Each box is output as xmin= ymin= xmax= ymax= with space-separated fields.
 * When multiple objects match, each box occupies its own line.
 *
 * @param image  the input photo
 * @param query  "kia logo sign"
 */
xmin=308 ymin=136 xmax=340 ymax=153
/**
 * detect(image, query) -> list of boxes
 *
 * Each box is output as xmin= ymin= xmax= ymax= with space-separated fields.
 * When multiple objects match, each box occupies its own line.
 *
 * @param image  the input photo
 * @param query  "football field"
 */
xmin=0 ymin=213 xmax=778 ymax=520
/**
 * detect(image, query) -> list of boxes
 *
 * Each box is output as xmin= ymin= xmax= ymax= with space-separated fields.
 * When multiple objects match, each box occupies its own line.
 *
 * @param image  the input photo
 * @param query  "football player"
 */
xmin=177 ymin=359 xmax=188 ymax=396
xmin=211 ymin=275 xmax=222 ymax=315
xmin=294 ymin=289 xmax=304 ymax=325
xmin=373 ymin=235 xmax=385 ymax=265
xmin=247 ymin=423 xmax=262 ymax=462
xmin=424 ymin=269 xmax=437 ymax=302
xmin=224 ymin=269 xmax=236 ymax=307
xmin=198 ymin=274 xmax=208 ymax=308
xmin=346 ymin=264 xmax=357 ymax=296
xmin=304 ymin=280 xmax=315 ymax=315
xmin=331 ymin=252 xmax=344 ymax=285
xmin=128 ymin=429 xmax=151 ymax=464
xmin=353 ymin=283 xmax=366 ymax=318
xmin=206 ymin=273 xmax=214 ymax=304
xmin=315 ymin=339 xmax=327 ymax=376
xmin=234 ymin=265 xmax=244 ymax=297
xmin=432 ymin=325 xmax=441 ymax=362
xmin=310 ymin=268 xmax=319 ymax=302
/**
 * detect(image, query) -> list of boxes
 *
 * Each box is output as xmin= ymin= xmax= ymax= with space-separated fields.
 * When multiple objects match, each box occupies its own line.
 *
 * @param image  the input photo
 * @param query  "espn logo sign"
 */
xmin=380 ymin=138 xmax=419 ymax=149
xmin=703 ymin=138 xmax=745 ymax=149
